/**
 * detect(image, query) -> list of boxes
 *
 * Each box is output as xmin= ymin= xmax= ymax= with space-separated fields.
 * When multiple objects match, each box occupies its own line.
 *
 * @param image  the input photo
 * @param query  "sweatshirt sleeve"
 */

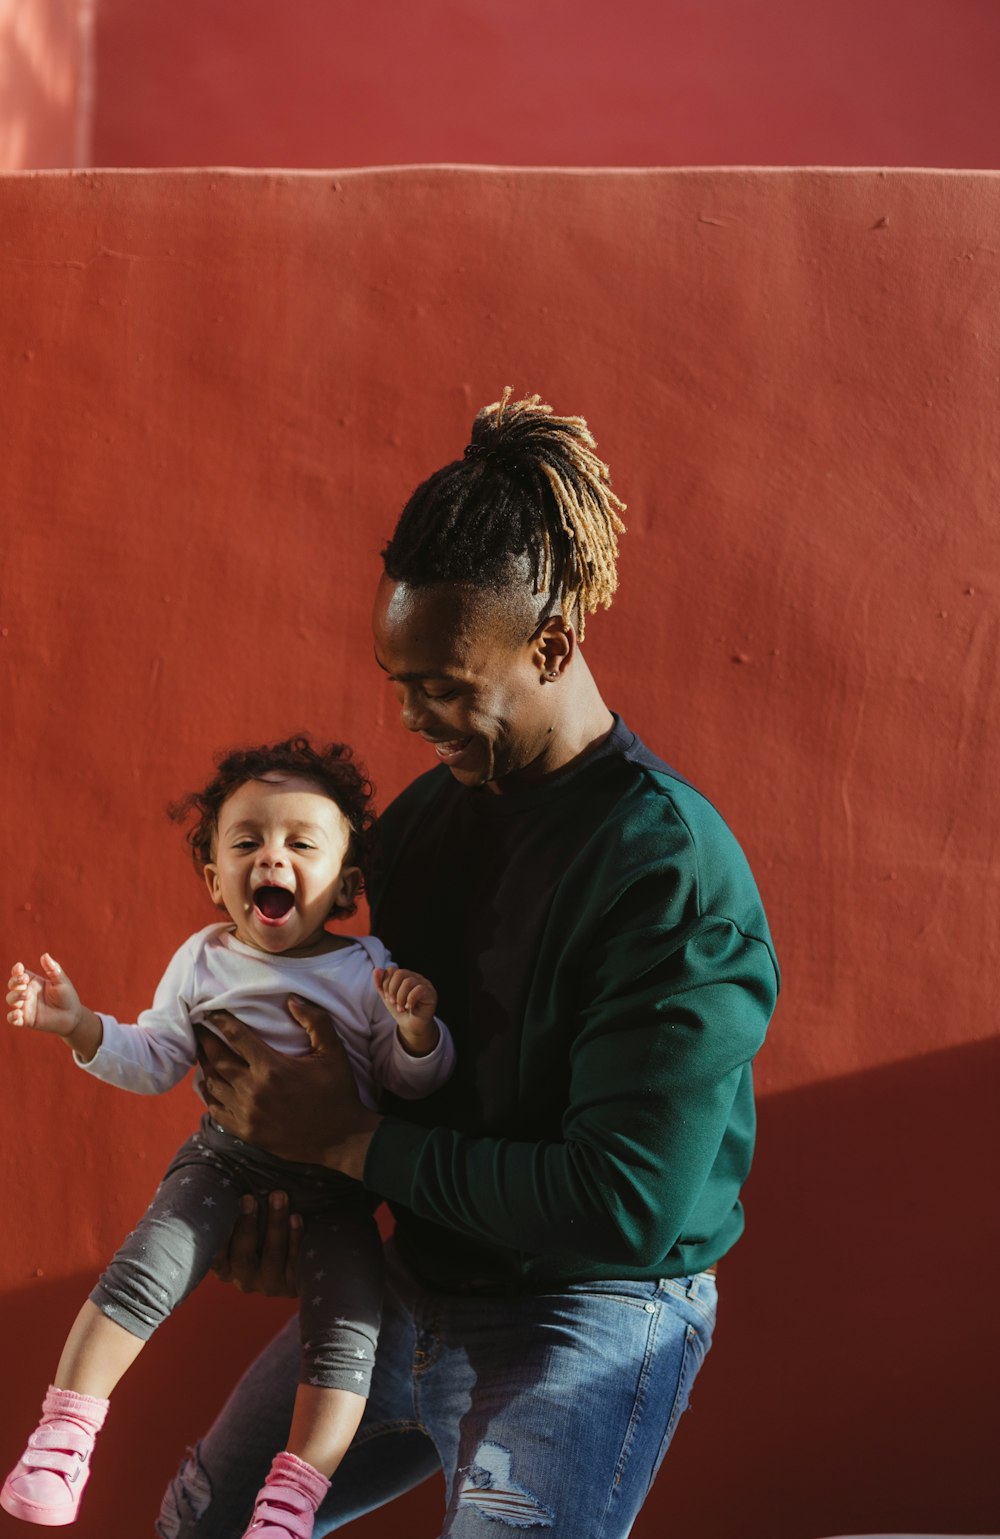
xmin=75 ymin=936 xmax=199 ymax=1096
xmin=364 ymin=826 xmax=779 ymax=1269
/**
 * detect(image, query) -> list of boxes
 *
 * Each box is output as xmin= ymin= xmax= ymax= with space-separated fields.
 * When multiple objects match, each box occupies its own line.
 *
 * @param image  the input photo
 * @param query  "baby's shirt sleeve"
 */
xmin=359 ymin=938 xmax=456 ymax=1101
xmin=75 ymin=933 xmax=200 ymax=1096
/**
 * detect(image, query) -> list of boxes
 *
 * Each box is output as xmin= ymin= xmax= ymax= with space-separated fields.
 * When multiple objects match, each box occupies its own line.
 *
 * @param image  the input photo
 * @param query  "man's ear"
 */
xmin=334 ymin=866 xmax=363 ymax=911
xmin=531 ymin=613 xmax=575 ymax=681
xmin=203 ymin=864 xmax=224 ymax=908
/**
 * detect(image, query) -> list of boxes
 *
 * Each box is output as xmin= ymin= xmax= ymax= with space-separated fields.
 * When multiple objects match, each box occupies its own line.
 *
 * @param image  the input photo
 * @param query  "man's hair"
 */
xmin=381 ymin=390 xmax=626 ymax=638
xmin=169 ymin=735 xmax=376 ymax=917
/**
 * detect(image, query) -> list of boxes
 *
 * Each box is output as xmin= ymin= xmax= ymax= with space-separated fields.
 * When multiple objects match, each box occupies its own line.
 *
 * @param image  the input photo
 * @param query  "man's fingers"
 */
xmin=215 ymin=1194 xmax=261 ymax=1290
xmin=195 ymin=1019 xmax=251 ymax=1074
xmin=258 ymin=1191 xmax=298 ymax=1297
xmin=286 ymin=994 xmax=343 ymax=1055
xmin=201 ymin=1009 xmax=272 ymax=1066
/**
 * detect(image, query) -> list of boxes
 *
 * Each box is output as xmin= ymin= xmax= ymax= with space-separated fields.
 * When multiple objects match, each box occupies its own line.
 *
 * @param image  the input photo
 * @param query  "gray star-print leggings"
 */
xmin=89 ymin=1114 xmax=382 ymax=1394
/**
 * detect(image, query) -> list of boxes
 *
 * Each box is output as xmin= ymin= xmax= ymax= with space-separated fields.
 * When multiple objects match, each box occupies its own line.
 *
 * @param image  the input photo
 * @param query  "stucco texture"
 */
xmin=0 ymin=168 xmax=997 ymax=1537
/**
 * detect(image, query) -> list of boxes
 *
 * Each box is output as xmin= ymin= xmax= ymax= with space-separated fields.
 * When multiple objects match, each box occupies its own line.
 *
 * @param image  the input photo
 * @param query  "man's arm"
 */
xmin=202 ymin=910 xmax=777 ymax=1273
xmin=364 ymin=912 xmax=778 ymax=1266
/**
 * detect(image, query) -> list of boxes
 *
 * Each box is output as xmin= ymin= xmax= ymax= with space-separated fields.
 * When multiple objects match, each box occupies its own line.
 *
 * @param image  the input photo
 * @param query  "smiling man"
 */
xmin=173 ymin=391 xmax=780 ymax=1539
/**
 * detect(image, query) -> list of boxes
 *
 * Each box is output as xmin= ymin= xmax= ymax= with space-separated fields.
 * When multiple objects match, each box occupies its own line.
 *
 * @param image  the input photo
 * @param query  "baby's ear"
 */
xmin=333 ymin=866 xmax=363 ymax=914
xmin=203 ymin=864 xmax=225 ymax=908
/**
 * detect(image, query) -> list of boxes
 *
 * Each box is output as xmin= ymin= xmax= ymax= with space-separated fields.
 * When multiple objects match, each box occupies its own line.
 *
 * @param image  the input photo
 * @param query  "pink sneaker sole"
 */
xmin=0 ymin=1483 xmax=84 ymax=1526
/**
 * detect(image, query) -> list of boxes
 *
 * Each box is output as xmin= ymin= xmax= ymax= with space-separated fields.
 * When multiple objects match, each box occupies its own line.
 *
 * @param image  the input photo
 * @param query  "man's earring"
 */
xmin=544 ymin=670 xmax=559 ymax=682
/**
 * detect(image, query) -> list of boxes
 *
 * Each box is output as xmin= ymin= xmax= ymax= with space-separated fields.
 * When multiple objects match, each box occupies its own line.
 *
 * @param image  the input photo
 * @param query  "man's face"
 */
xmin=372 ymin=575 xmax=559 ymax=790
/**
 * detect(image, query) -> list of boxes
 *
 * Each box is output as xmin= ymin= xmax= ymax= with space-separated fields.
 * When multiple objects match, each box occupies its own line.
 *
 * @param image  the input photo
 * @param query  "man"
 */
xmin=166 ymin=391 xmax=779 ymax=1539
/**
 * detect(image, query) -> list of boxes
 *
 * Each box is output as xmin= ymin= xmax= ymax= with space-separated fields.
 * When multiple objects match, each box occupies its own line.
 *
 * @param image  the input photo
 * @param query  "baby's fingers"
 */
xmin=7 ymin=990 xmax=30 ymax=1027
xmin=375 ymin=965 xmax=404 ymax=1002
xmin=7 ymin=966 xmax=31 ymax=1025
xmin=394 ymin=976 xmax=420 ymax=1011
xmin=403 ymin=982 xmax=437 ymax=1018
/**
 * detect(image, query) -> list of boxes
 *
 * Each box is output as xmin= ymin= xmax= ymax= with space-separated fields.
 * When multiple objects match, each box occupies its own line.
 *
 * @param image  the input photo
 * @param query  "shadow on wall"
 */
xmin=1 ymin=1037 xmax=996 ymax=1539
xmin=668 ymin=1034 xmax=999 ymax=1539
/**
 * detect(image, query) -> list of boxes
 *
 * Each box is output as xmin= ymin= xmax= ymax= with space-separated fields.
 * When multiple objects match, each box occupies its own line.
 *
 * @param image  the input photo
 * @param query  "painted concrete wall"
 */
xmin=6 ymin=0 xmax=1000 ymax=171
xmin=89 ymin=0 xmax=1000 ymax=170
xmin=0 ymin=168 xmax=997 ymax=1537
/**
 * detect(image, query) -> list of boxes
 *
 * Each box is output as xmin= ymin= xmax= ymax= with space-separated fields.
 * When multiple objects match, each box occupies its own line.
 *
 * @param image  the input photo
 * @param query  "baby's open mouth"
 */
xmin=253 ymin=886 xmax=295 ymax=921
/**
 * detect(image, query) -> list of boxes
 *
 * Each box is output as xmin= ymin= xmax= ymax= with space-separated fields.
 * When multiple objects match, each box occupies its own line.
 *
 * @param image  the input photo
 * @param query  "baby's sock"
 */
xmin=240 ymin=1450 xmax=331 ymax=1539
xmin=0 ymin=1384 xmax=109 ymax=1525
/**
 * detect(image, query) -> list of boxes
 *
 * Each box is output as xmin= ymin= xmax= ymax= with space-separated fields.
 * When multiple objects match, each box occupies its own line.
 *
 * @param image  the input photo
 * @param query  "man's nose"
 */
xmin=399 ymin=691 xmax=434 ymax=733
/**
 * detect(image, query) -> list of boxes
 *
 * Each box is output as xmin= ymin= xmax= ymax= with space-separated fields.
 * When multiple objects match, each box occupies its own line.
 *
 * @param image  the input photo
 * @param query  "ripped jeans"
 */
xmin=158 ymin=1240 xmax=717 ymax=1539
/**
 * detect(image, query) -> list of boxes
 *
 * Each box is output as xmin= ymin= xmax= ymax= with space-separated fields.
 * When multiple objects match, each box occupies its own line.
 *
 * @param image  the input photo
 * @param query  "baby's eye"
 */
xmin=232 ymin=839 xmax=258 ymax=851
xmin=290 ymin=840 xmax=315 ymax=850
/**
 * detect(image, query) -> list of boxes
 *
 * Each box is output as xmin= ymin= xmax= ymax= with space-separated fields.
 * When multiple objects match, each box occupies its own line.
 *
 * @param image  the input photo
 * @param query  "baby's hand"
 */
xmin=373 ymin=966 xmax=440 ymax=1056
xmin=7 ymin=955 xmax=85 ymax=1038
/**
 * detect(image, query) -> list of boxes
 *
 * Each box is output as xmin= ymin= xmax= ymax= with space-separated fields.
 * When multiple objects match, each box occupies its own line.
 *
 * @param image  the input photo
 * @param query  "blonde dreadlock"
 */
xmin=381 ymin=389 xmax=626 ymax=639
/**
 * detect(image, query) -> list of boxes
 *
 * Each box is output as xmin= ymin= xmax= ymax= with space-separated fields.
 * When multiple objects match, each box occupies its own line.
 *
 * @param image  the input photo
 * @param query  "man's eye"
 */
xmin=425 ymin=689 xmax=458 ymax=701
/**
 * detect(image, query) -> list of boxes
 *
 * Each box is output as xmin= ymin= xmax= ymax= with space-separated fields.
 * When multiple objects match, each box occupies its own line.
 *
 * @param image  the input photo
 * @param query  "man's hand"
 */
xmin=195 ymin=995 xmax=382 ymax=1179
xmin=212 ymin=1190 xmax=303 ymax=1298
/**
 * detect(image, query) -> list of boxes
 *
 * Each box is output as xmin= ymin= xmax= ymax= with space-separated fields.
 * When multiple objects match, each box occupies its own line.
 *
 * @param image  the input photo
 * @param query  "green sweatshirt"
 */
xmin=363 ymin=716 xmax=779 ymax=1289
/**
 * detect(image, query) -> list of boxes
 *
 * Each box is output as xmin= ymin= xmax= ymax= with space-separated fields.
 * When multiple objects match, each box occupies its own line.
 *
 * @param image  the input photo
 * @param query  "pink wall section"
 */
xmin=89 ymin=0 xmax=1000 ymax=171
xmin=1 ymin=168 xmax=998 ymax=1536
xmin=0 ymin=0 xmax=88 ymax=170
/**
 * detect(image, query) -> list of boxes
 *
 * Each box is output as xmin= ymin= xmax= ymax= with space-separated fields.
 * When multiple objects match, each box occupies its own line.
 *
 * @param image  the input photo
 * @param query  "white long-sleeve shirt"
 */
xmin=79 ymin=923 xmax=455 ymax=1111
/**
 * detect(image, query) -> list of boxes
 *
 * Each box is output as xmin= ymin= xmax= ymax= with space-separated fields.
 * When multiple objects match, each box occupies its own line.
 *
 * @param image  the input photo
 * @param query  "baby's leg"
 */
xmin=86 ymin=1126 xmax=243 ymax=1357
xmin=53 ymin=1300 xmax=146 ymax=1399
xmin=238 ymin=1196 xmax=383 ymax=1539
xmin=292 ymin=1191 xmax=384 ymax=1469
xmin=2 ymin=1129 xmax=242 ymax=1526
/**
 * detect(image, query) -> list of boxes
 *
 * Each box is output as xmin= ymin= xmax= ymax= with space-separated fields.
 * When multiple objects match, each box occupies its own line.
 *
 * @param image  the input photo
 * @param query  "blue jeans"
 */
xmin=157 ymin=1241 xmax=717 ymax=1539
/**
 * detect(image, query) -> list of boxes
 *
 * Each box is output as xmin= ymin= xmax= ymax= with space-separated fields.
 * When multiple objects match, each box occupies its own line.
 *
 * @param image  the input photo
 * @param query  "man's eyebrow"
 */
xmin=373 ymin=652 xmax=457 ymax=684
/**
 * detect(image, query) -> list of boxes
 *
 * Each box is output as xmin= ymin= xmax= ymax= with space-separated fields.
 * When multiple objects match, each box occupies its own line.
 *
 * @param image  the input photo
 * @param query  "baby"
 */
xmin=2 ymin=736 xmax=455 ymax=1538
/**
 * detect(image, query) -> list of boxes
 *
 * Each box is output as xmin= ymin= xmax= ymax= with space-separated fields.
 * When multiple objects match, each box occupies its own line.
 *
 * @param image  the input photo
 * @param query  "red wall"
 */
xmin=7 ymin=2 xmax=1000 ymax=179
xmin=3 ymin=0 xmax=999 ymax=172
xmin=1 ymin=168 xmax=998 ymax=1537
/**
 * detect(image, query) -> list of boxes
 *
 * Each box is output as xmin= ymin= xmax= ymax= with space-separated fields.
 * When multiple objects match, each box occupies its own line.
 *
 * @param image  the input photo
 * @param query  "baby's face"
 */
xmin=204 ymin=774 xmax=360 ymax=955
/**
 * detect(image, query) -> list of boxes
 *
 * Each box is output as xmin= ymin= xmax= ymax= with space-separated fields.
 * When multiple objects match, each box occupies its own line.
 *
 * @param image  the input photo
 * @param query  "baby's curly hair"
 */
xmin=169 ymin=736 xmax=377 ymax=918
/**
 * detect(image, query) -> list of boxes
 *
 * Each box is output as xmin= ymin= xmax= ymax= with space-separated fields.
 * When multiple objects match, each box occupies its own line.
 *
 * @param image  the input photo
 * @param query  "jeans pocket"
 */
xmin=658 ymin=1271 xmax=718 ymax=1331
xmin=645 ymin=1307 xmax=714 ymax=1495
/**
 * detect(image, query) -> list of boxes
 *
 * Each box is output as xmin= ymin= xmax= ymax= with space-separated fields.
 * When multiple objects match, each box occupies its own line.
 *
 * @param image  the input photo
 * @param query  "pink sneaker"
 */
xmin=0 ymin=1388 xmax=107 ymax=1527
xmin=242 ymin=1483 xmax=316 ymax=1539
xmin=241 ymin=1452 xmax=330 ymax=1539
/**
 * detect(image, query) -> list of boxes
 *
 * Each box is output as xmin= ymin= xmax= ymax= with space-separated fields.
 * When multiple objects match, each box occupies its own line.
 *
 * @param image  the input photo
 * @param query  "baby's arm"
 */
xmin=369 ymin=958 xmax=456 ymax=1100
xmin=7 ymin=954 xmax=103 ymax=1062
xmin=9 ymin=936 xmax=201 ymax=1095
xmin=373 ymin=965 xmax=440 ymax=1057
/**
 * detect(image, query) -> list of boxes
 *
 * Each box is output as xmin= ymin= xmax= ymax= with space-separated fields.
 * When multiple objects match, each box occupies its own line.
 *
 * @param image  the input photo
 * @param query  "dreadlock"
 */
xmin=382 ymin=390 xmax=626 ymax=638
